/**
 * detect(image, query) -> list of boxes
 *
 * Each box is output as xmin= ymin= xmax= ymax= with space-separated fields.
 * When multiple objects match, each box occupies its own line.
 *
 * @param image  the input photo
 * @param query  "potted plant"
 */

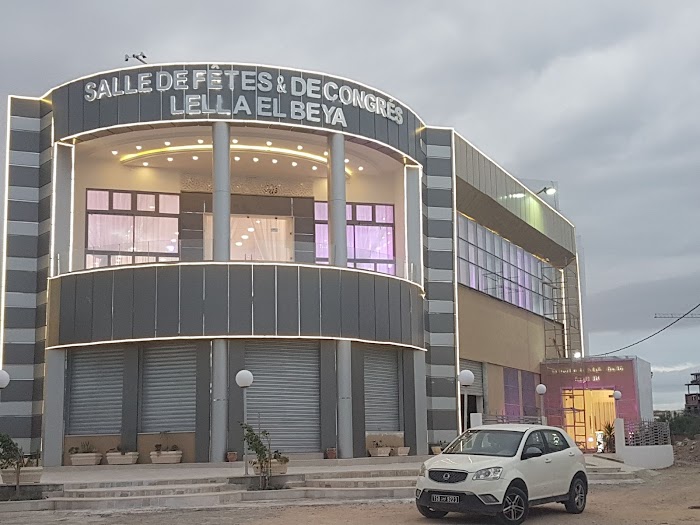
xmin=602 ymin=422 xmax=616 ymax=453
xmin=241 ymin=423 xmax=289 ymax=489
xmin=106 ymin=445 xmax=139 ymax=465
xmin=325 ymin=447 xmax=337 ymax=460
xmin=150 ymin=444 xmax=182 ymax=464
xmin=390 ymin=446 xmax=411 ymax=456
xmin=68 ymin=441 xmax=102 ymax=466
xmin=368 ymin=440 xmax=391 ymax=457
xmin=226 ymin=451 xmax=238 ymax=462
xmin=0 ymin=434 xmax=43 ymax=492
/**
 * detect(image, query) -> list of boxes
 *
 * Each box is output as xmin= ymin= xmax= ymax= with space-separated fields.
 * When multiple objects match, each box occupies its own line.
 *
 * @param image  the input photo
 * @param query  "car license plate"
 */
xmin=431 ymin=494 xmax=459 ymax=504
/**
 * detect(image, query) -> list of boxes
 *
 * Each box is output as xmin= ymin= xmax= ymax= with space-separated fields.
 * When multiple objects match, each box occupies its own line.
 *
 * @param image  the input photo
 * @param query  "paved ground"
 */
xmin=3 ymin=464 xmax=698 ymax=524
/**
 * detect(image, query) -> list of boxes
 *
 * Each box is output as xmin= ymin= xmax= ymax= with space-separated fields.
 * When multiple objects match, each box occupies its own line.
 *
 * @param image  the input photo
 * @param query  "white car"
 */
xmin=415 ymin=424 xmax=587 ymax=524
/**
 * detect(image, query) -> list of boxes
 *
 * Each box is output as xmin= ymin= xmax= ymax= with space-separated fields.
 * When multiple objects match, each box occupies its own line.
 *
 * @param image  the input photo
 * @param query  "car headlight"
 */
xmin=419 ymin=463 xmax=427 ymax=477
xmin=472 ymin=467 xmax=503 ymax=481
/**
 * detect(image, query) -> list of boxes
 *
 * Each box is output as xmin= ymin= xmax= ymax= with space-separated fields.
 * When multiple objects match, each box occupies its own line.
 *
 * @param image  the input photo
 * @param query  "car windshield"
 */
xmin=443 ymin=429 xmax=524 ymax=457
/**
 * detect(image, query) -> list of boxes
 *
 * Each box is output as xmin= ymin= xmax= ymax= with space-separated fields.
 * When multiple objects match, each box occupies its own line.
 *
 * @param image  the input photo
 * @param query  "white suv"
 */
xmin=415 ymin=424 xmax=587 ymax=524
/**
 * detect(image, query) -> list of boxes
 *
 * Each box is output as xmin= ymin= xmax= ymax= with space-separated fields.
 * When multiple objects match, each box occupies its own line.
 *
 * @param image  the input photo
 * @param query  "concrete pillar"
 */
xmin=327 ymin=132 xmax=353 ymax=458
xmin=405 ymin=166 xmax=422 ymax=283
xmin=41 ymin=349 xmax=66 ymax=466
xmin=210 ymin=122 xmax=231 ymax=462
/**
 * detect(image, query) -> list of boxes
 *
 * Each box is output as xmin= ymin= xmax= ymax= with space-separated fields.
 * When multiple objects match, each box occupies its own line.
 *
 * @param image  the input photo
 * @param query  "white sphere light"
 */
xmin=235 ymin=369 xmax=254 ymax=388
xmin=613 ymin=390 xmax=622 ymax=401
xmin=536 ymin=384 xmax=547 ymax=396
xmin=458 ymin=369 xmax=475 ymax=386
xmin=0 ymin=369 xmax=10 ymax=389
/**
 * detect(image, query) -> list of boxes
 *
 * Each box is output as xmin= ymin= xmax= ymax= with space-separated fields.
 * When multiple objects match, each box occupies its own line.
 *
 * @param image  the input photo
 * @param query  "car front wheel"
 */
xmin=497 ymin=486 xmax=529 ymax=525
xmin=564 ymin=476 xmax=587 ymax=514
xmin=416 ymin=503 xmax=448 ymax=519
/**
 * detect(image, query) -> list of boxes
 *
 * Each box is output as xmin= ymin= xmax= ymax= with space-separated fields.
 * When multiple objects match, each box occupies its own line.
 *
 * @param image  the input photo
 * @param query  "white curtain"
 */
xmin=203 ymin=214 xmax=293 ymax=262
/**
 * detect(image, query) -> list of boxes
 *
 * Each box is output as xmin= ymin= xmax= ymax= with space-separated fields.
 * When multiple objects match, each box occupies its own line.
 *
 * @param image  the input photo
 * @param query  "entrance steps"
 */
xmin=44 ymin=460 xmax=645 ymax=511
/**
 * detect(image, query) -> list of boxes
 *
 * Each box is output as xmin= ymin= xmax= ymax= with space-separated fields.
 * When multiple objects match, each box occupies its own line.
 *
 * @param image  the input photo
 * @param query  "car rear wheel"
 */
xmin=416 ymin=503 xmax=448 ymax=519
xmin=497 ymin=486 xmax=529 ymax=525
xmin=564 ymin=476 xmax=587 ymax=514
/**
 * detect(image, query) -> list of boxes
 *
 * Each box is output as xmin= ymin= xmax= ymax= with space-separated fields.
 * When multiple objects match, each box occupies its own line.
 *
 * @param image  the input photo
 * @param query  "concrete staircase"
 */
xmin=45 ymin=461 xmax=643 ymax=511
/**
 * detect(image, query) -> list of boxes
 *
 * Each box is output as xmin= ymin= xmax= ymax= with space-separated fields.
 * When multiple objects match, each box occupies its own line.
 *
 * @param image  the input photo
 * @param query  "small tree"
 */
xmin=241 ymin=422 xmax=272 ymax=489
xmin=0 ymin=433 xmax=24 ymax=496
xmin=602 ymin=422 xmax=616 ymax=453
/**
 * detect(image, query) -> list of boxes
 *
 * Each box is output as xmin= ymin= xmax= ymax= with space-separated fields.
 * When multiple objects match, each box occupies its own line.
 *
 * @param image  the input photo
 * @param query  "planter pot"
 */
xmin=325 ymin=448 xmax=337 ymax=460
xmin=106 ymin=452 xmax=139 ymax=465
xmin=0 ymin=467 xmax=43 ymax=485
xmin=390 ymin=446 xmax=410 ymax=456
xmin=149 ymin=451 xmax=183 ymax=464
xmin=226 ymin=451 xmax=238 ymax=462
xmin=430 ymin=446 xmax=442 ymax=455
xmin=368 ymin=447 xmax=391 ymax=457
xmin=69 ymin=453 xmax=102 ymax=466
xmin=252 ymin=459 xmax=288 ymax=475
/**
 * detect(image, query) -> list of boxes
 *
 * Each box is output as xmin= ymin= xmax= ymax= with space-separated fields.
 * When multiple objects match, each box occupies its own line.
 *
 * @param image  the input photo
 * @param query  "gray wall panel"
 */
xmin=58 ymin=275 xmax=76 ymax=344
xmin=3 ymin=343 xmax=35 ymax=365
xmin=74 ymin=274 xmax=94 ymax=342
xmin=373 ymin=277 xmax=390 ymax=341
xmin=319 ymin=341 xmax=337 ymax=451
xmin=91 ymin=271 xmax=113 ymax=345
xmin=276 ymin=265 xmax=299 ymax=336
xmin=7 ymin=201 xmax=38 ymax=222
xmin=340 ymin=271 xmax=359 ymax=339
xmin=180 ymin=265 xmax=204 ymax=335
xmin=388 ymin=279 xmax=402 ymax=342
xmin=253 ymin=266 xmax=276 ymax=335
xmin=7 ymin=236 xmax=38 ymax=258
xmin=156 ymin=266 xmax=180 ymax=337
xmin=112 ymin=270 xmax=134 ymax=340
xmin=4 ymin=307 xmax=36 ymax=328
xmin=204 ymin=265 xmax=229 ymax=334
xmin=358 ymin=274 xmax=376 ymax=341
xmin=121 ymin=348 xmax=139 ymax=453
xmin=350 ymin=344 xmax=366 ymax=457
xmin=400 ymin=283 xmax=412 ymax=345
xmin=132 ymin=267 xmax=156 ymax=339
xmin=299 ymin=267 xmax=320 ymax=336
xmin=229 ymin=265 xmax=252 ymax=334
xmin=195 ymin=341 xmax=211 ymax=462
xmin=320 ymin=269 xmax=341 ymax=337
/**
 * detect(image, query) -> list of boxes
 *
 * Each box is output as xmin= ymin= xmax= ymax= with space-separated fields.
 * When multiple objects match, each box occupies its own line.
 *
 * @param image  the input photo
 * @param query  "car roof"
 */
xmin=468 ymin=424 xmax=561 ymax=432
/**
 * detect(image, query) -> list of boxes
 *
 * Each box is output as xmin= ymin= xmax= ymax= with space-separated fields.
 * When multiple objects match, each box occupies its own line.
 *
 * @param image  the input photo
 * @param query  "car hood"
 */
xmin=425 ymin=453 xmax=510 ymax=470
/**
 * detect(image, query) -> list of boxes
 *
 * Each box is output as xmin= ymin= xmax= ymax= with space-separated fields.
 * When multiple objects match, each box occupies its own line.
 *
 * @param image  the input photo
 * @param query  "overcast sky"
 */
xmin=1 ymin=1 xmax=698 ymax=409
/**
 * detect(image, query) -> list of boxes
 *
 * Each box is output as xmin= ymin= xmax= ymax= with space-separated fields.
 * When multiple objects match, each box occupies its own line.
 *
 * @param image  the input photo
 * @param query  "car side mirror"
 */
xmin=522 ymin=446 xmax=543 ymax=460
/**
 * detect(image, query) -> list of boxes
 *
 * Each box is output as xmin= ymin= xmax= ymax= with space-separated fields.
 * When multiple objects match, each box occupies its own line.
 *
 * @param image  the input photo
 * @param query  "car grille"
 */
xmin=428 ymin=470 xmax=468 ymax=483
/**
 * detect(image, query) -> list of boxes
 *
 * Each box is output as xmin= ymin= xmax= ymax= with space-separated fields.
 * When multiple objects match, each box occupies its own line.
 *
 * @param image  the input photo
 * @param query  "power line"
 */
xmin=593 ymin=301 xmax=700 ymax=357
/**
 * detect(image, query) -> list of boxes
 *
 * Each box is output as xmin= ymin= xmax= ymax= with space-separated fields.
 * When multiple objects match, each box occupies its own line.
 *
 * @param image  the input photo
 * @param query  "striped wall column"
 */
xmin=422 ymin=127 xmax=459 ymax=445
xmin=0 ymin=96 xmax=52 ymax=453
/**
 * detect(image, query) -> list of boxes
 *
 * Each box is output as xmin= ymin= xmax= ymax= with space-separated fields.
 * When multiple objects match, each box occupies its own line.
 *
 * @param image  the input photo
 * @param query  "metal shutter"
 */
xmin=67 ymin=348 xmax=124 ymax=435
xmin=140 ymin=346 xmax=197 ymax=433
xmin=244 ymin=341 xmax=321 ymax=453
xmin=459 ymin=359 xmax=484 ymax=396
xmin=364 ymin=348 xmax=400 ymax=432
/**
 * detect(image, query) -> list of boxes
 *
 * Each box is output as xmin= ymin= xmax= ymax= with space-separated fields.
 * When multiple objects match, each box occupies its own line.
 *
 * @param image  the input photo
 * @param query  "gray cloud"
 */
xmin=1 ymin=0 xmax=699 ymax=409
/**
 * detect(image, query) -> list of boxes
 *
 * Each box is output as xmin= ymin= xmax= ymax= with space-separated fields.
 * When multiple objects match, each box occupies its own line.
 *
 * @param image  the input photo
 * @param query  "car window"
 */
xmin=542 ymin=430 xmax=570 ymax=453
xmin=523 ymin=431 xmax=546 ymax=454
xmin=443 ymin=429 xmax=524 ymax=457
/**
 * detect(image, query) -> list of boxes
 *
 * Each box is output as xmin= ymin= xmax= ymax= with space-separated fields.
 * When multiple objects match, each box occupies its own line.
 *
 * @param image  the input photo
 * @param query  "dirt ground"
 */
xmin=3 ymin=465 xmax=700 ymax=525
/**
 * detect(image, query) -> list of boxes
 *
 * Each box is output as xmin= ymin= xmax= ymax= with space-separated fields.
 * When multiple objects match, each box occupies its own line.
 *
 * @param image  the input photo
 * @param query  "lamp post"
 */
xmin=536 ymin=384 xmax=547 ymax=424
xmin=458 ymin=370 xmax=475 ymax=430
xmin=235 ymin=369 xmax=254 ymax=476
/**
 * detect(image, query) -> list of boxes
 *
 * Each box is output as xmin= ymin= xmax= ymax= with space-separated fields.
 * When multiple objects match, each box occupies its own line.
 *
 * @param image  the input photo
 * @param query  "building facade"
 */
xmin=0 ymin=63 xmax=583 ymax=464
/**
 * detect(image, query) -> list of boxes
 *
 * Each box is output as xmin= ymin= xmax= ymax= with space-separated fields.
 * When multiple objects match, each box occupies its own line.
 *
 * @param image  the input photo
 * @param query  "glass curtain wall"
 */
xmin=457 ymin=213 xmax=557 ymax=319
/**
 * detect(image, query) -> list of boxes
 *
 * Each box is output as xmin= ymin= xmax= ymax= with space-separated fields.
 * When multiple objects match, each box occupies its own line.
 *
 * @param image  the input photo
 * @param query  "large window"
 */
xmin=457 ymin=213 xmax=557 ymax=318
xmin=202 ymin=214 xmax=294 ymax=262
xmin=314 ymin=202 xmax=395 ymax=275
xmin=86 ymin=189 xmax=180 ymax=268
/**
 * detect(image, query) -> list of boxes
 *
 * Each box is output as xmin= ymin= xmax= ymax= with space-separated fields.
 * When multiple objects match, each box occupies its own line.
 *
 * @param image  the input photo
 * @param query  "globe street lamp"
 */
xmin=536 ymin=384 xmax=547 ymax=423
xmin=612 ymin=390 xmax=622 ymax=401
xmin=458 ymin=369 xmax=475 ymax=387
xmin=235 ymin=370 xmax=254 ymax=476
xmin=0 ymin=369 xmax=10 ymax=390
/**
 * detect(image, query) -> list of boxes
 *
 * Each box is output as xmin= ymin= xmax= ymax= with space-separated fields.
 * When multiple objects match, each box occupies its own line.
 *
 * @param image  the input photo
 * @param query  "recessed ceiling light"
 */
xmin=135 ymin=145 xmax=142 ymax=150
xmin=324 ymin=151 xmax=328 ymax=156
xmin=358 ymin=166 xmax=364 ymax=171
xmin=292 ymin=161 xmax=297 ymax=167
xmin=142 ymin=162 xmax=149 ymax=167
xmin=253 ymin=157 xmax=259 ymax=162
xmin=312 ymin=166 xmax=318 ymax=171
xmin=111 ymin=150 xmax=118 ymax=155
xmin=344 ymin=158 xmax=349 ymax=164
xmin=297 ymin=145 xmax=303 ymax=150
xmin=235 ymin=241 xmax=243 ymax=247
xmin=272 ymin=159 xmax=278 ymax=164
xmin=232 ymin=139 xmax=238 ymax=144
xmin=197 ymin=139 xmax=204 ymax=144
xmin=164 ymin=141 xmax=171 ymax=146
xmin=255 ymin=220 xmax=261 ymax=224
xmin=241 ymin=235 xmax=249 ymax=240
xmin=167 ymin=157 xmax=173 ymax=162
xmin=234 ymin=156 xmax=240 ymax=161
xmin=266 ymin=141 xmax=272 ymax=146
xmin=248 ymin=227 xmax=255 ymax=232
xmin=192 ymin=155 xmax=199 ymax=160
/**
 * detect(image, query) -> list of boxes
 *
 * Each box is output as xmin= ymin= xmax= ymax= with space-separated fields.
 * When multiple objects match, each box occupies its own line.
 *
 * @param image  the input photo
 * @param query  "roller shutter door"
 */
xmin=365 ymin=348 xmax=400 ymax=432
xmin=67 ymin=348 xmax=124 ymax=435
xmin=459 ymin=358 xmax=484 ymax=396
xmin=140 ymin=346 xmax=197 ymax=433
xmin=244 ymin=341 xmax=321 ymax=453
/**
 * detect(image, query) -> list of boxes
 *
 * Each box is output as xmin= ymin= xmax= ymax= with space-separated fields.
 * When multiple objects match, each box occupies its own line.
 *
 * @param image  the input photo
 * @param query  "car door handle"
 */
xmin=544 ymin=458 xmax=552 ymax=463
xmin=568 ymin=452 xmax=575 ymax=457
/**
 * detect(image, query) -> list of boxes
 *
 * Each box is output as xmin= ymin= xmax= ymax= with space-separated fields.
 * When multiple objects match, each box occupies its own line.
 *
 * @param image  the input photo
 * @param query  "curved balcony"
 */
xmin=46 ymin=262 xmax=425 ymax=351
